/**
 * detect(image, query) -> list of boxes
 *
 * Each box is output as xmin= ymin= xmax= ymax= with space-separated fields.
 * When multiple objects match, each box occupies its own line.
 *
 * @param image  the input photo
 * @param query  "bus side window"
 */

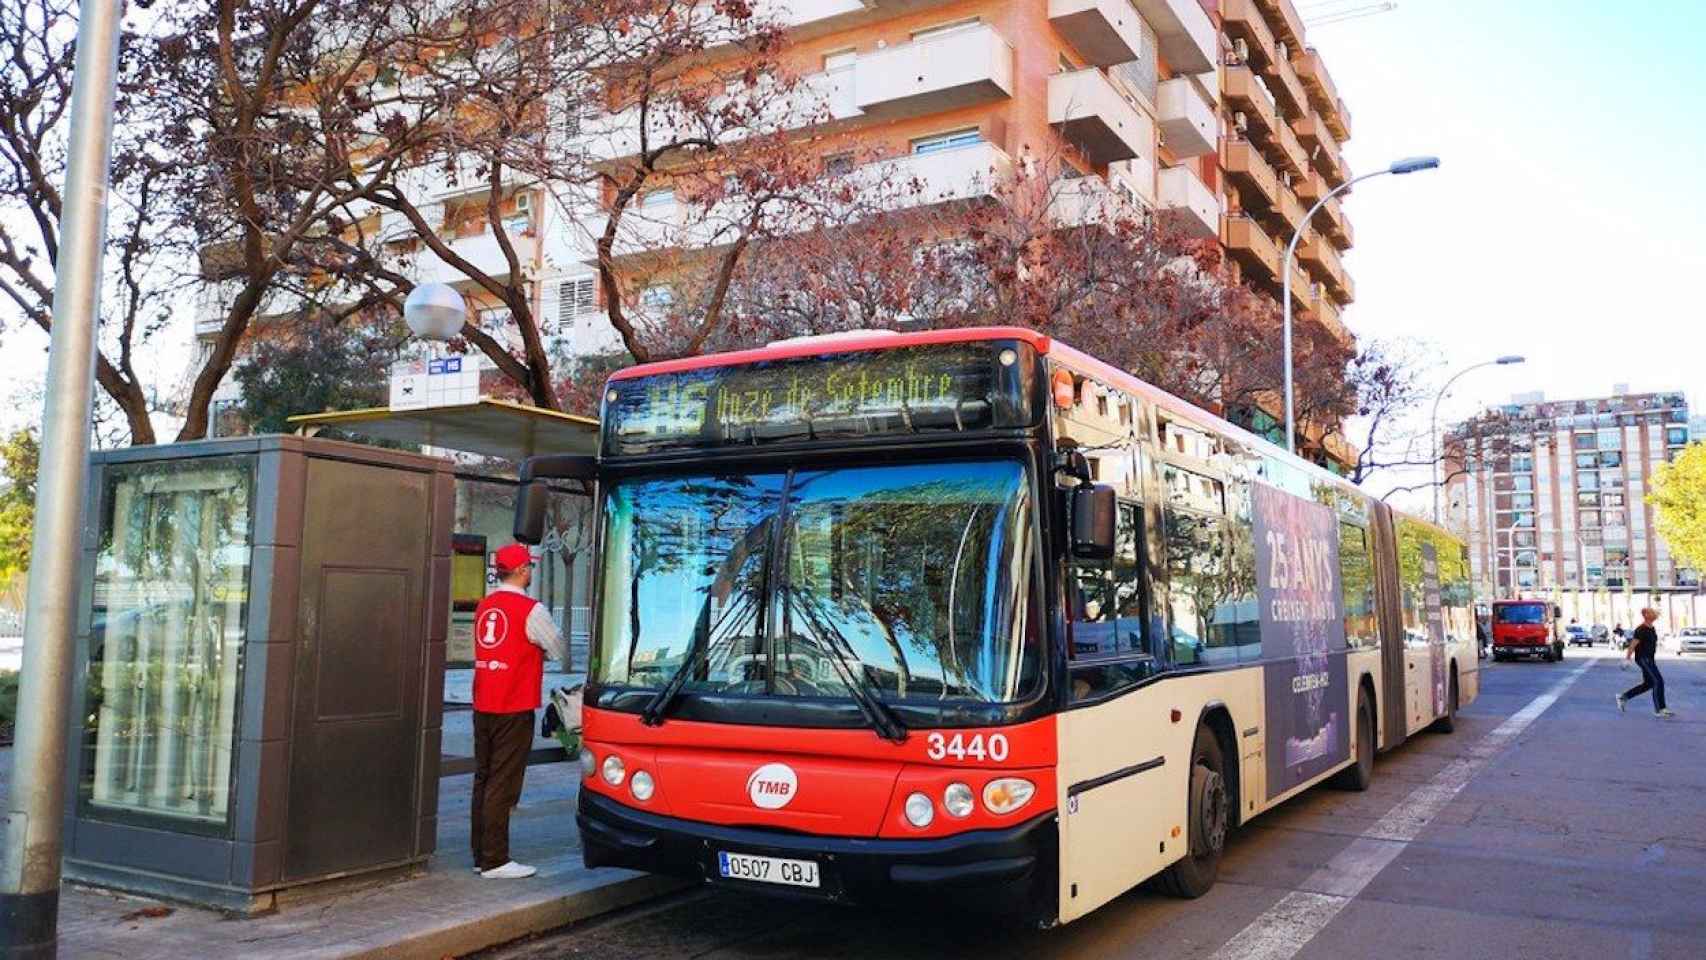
xmin=1068 ymin=501 xmax=1154 ymax=702
xmin=1339 ymin=521 xmax=1376 ymax=649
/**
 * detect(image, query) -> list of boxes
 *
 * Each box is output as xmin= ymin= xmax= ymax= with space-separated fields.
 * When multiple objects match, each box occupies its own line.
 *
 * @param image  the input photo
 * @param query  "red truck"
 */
xmin=1490 ymin=599 xmax=1565 ymax=662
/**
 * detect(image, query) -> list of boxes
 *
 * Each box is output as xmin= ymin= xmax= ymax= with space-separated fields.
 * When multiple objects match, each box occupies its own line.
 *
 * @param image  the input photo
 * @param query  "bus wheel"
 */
xmin=1158 ymin=725 xmax=1227 ymax=899
xmin=1333 ymin=690 xmax=1375 ymax=791
xmin=1431 ymin=669 xmax=1458 ymax=734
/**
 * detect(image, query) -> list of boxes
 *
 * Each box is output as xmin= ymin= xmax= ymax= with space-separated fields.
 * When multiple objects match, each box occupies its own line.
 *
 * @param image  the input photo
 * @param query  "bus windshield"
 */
xmin=595 ymin=460 xmax=1038 ymax=704
xmin=1494 ymin=603 xmax=1547 ymax=625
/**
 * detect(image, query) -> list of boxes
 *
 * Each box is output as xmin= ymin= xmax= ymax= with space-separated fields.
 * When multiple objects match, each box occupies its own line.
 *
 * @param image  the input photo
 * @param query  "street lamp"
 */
xmin=1431 ymin=355 xmax=1526 ymax=522
xmin=404 ymin=282 xmax=468 ymax=341
xmin=1282 ymin=156 xmax=1440 ymax=456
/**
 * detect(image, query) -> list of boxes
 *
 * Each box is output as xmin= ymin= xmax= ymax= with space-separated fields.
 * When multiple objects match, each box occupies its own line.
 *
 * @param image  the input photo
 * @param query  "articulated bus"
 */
xmin=513 ymin=327 xmax=1479 ymax=927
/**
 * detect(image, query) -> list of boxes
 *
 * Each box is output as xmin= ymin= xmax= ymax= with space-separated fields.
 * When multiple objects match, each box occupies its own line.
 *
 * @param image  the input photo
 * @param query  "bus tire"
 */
xmin=1158 ymin=725 xmax=1228 ymax=899
xmin=1333 ymin=689 xmax=1375 ymax=791
xmin=1431 ymin=668 xmax=1458 ymax=734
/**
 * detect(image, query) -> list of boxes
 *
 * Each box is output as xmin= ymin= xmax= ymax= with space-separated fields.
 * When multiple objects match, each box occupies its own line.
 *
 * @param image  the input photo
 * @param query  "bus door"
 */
xmin=1369 ymin=504 xmax=1409 ymax=750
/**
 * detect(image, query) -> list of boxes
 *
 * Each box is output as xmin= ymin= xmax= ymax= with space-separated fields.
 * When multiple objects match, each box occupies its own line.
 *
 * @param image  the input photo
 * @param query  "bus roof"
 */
xmin=606 ymin=326 xmax=1052 ymax=381
xmin=602 ymin=326 xmax=1433 ymax=531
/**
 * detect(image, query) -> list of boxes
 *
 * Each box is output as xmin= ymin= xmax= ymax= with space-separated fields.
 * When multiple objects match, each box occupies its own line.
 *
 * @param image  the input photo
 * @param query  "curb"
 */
xmin=339 ymin=872 xmax=692 ymax=960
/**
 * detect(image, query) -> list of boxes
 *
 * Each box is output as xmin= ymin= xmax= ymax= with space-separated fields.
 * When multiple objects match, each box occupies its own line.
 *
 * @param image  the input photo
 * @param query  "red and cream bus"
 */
xmin=513 ymin=327 xmax=1479 ymax=927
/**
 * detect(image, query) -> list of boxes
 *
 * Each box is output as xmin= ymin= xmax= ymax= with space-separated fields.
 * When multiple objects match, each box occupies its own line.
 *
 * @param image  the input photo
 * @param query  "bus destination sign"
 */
xmin=603 ymin=341 xmax=1037 ymax=456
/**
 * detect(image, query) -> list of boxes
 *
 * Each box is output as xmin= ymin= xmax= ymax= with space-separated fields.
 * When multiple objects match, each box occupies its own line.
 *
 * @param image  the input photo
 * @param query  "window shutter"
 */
xmin=557 ymin=276 xmax=597 ymax=327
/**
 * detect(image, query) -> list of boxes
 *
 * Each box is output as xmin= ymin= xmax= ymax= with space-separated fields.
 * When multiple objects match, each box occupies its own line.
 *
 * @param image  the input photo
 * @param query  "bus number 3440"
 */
xmin=925 ymin=732 xmax=1010 ymax=762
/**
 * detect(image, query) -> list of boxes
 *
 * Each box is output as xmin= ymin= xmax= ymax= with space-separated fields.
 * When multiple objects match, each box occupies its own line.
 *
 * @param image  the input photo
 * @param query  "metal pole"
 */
xmin=1282 ymin=169 xmax=1390 ymax=456
xmin=0 ymin=2 xmax=124 ymax=956
xmin=1431 ymin=361 xmax=1495 ymax=522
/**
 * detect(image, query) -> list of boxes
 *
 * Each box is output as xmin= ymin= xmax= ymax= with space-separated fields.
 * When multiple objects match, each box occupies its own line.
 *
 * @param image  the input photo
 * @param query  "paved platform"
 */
xmin=6 ymin=750 xmax=682 ymax=959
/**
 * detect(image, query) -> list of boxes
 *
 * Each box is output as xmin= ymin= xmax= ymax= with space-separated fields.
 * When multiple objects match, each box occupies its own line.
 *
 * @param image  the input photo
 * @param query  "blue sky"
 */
xmin=1307 ymin=0 xmax=1706 ymax=503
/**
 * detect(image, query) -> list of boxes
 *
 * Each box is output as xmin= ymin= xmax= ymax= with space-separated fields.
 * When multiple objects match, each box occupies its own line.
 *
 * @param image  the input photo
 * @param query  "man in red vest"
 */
xmin=471 ymin=543 xmax=568 ymax=879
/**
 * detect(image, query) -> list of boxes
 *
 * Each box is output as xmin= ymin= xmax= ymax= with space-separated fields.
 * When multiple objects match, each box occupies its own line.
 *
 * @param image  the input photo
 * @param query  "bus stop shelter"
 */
xmin=290 ymin=399 xmax=601 ymax=773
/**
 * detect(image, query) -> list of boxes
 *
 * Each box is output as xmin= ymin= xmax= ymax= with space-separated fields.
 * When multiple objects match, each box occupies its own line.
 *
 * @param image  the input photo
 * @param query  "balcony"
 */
xmin=1333 ymin=270 xmax=1355 ymax=305
xmin=1050 ymin=0 xmax=1144 ymax=67
xmin=595 ymin=142 xmax=1015 ymax=265
xmin=1049 ymin=68 xmax=1153 ymax=165
xmin=1223 ymin=214 xmax=1281 ymax=280
xmin=580 ymin=68 xmax=863 ymax=166
xmin=1262 ymin=47 xmax=1309 ymax=117
xmin=1268 ymin=118 xmax=1309 ymax=179
xmin=1157 ymin=76 xmax=1216 ymax=158
xmin=1292 ymin=113 xmax=1348 ymax=185
xmin=415 ymin=231 xmax=539 ymax=285
xmin=1050 ymin=174 xmax=1135 ymax=228
xmin=1294 ymin=48 xmax=1351 ymax=140
xmin=1158 ymin=164 xmax=1220 ymax=239
xmin=1298 ymin=233 xmax=1337 ymax=282
xmin=1130 ymin=0 xmax=1217 ymax=73
xmin=1221 ymin=138 xmax=1280 ymax=210
xmin=1314 ymin=194 xmax=1353 ymax=249
xmin=1275 ymin=182 xmax=1307 ymax=234
xmin=1222 ymin=65 xmax=1277 ymax=139
xmin=1221 ymin=0 xmax=1277 ymax=68
xmin=855 ymin=22 xmax=1015 ymax=119
xmin=1257 ymin=0 xmax=1305 ymax=50
xmin=1293 ymin=169 xmax=1325 ymax=206
xmin=1308 ymin=292 xmax=1351 ymax=345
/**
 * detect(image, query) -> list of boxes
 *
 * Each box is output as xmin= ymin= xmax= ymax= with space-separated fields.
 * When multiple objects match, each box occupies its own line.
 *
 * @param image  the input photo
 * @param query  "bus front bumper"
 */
xmin=578 ymin=790 xmax=1057 ymax=913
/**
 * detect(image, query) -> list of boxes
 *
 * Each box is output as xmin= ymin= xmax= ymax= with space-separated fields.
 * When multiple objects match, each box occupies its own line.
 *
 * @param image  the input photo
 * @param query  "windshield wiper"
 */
xmin=784 ymin=588 xmax=908 ymax=743
xmin=640 ymin=639 xmax=711 ymax=726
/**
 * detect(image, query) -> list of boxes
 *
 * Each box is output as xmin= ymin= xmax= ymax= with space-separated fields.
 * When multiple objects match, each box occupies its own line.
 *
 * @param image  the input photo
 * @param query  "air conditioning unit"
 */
xmin=1234 ymin=112 xmax=1248 ymax=133
xmin=1233 ymin=39 xmax=1250 ymax=62
xmin=514 ymin=191 xmax=532 ymax=212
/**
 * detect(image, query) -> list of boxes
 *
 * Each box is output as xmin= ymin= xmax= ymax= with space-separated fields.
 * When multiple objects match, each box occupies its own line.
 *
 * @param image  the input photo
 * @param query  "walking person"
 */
xmin=472 ymin=544 xmax=570 ymax=879
xmin=1616 ymin=607 xmax=1673 ymax=719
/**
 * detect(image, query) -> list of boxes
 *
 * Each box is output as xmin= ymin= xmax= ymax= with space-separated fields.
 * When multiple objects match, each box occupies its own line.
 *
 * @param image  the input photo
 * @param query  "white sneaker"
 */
xmin=481 ymin=860 xmax=538 ymax=879
xmin=1656 ymin=708 xmax=1676 ymax=719
xmin=1615 ymin=695 xmax=1626 ymax=713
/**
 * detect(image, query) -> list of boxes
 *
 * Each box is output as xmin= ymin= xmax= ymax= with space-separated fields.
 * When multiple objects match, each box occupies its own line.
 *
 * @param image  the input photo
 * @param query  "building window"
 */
xmin=556 ymin=276 xmax=597 ymax=327
xmin=911 ymin=128 xmax=983 ymax=155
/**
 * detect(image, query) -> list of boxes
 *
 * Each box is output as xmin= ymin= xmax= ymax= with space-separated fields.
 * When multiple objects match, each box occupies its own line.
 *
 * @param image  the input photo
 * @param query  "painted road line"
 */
xmin=1210 ymin=658 xmax=1596 ymax=960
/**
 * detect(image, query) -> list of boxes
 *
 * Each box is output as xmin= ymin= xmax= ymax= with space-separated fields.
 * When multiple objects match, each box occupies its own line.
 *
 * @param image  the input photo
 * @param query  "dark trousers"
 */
xmin=472 ymin=709 xmax=534 ymax=870
xmin=1622 ymin=655 xmax=1668 ymax=712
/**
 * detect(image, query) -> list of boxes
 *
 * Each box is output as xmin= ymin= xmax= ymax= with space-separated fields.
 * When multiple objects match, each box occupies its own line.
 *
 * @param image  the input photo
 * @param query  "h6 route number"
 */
xmin=925 ymin=732 xmax=1009 ymax=763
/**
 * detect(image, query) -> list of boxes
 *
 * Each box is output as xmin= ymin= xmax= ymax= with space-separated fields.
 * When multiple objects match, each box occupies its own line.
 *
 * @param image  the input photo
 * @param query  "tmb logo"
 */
xmin=746 ymin=763 xmax=798 ymax=810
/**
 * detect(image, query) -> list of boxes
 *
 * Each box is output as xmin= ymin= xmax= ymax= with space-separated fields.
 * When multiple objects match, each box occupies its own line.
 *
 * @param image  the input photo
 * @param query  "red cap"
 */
xmin=494 ymin=544 xmax=534 ymax=574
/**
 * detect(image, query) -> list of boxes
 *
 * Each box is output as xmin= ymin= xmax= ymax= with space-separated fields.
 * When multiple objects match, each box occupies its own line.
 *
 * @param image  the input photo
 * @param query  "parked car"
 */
xmin=1565 ymin=624 xmax=1592 ymax=647
xmin=1590 ymin=624 xmax=1610 ymax=645
xmin=1679 ymin=626 xmax=1706 ymax=656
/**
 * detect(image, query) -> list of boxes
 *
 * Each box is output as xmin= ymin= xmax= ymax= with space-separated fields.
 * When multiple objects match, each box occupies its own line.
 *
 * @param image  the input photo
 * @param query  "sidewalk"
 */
xmin=7 ymin=753 xmax=685 ymax=959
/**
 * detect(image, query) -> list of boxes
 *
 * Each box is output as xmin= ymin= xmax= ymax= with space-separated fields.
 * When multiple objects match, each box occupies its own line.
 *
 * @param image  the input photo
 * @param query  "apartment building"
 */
xmin=192 ymin=0 xmax=1362 ymax=442
xmin=1445 ymin=389 xmax=1697 ymax=598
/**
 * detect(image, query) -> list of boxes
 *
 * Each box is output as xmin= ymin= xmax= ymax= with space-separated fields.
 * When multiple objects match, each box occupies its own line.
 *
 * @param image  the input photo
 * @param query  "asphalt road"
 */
xmin=479 ymin=647 xmax=1706 ymax=960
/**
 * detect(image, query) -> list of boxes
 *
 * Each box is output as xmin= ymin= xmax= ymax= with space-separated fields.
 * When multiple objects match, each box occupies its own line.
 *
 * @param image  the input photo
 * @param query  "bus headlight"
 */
xmin=579 ymin=751 xmax=597 ymax=779
xmin=982 ymin=778 xmax=1035 ymax=815
xmin=903 ymin=792 xmax=934 ymax=828
xmin=630 ymin=770 xmax=655 ymax=801
xmin=943 ymin=782 xmax=975 ymax=818
xmin=601 ymin=754 xmax=626 ymax=787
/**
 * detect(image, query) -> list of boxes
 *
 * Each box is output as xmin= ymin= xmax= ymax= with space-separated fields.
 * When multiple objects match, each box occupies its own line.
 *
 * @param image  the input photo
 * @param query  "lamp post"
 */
xmin=1282 ymin=155 xmax=1439 ymax=455
xmin=1431 ymin=355 xmax=1525 ymax=522
xmin=1 ymin=2 xmax=124 ymax=956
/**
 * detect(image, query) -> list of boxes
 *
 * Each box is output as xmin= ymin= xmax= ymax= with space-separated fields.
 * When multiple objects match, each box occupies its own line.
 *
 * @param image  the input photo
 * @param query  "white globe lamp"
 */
xmin=403 ymin=283 xmax=467 ymax=341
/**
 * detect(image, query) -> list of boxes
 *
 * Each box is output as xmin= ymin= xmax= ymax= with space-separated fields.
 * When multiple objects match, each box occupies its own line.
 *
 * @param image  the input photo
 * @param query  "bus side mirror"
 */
xmin=1072 ymin=484 xmax=1116 ymax=560
xmin=513 ymin=481 xmax=551 ymax=545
